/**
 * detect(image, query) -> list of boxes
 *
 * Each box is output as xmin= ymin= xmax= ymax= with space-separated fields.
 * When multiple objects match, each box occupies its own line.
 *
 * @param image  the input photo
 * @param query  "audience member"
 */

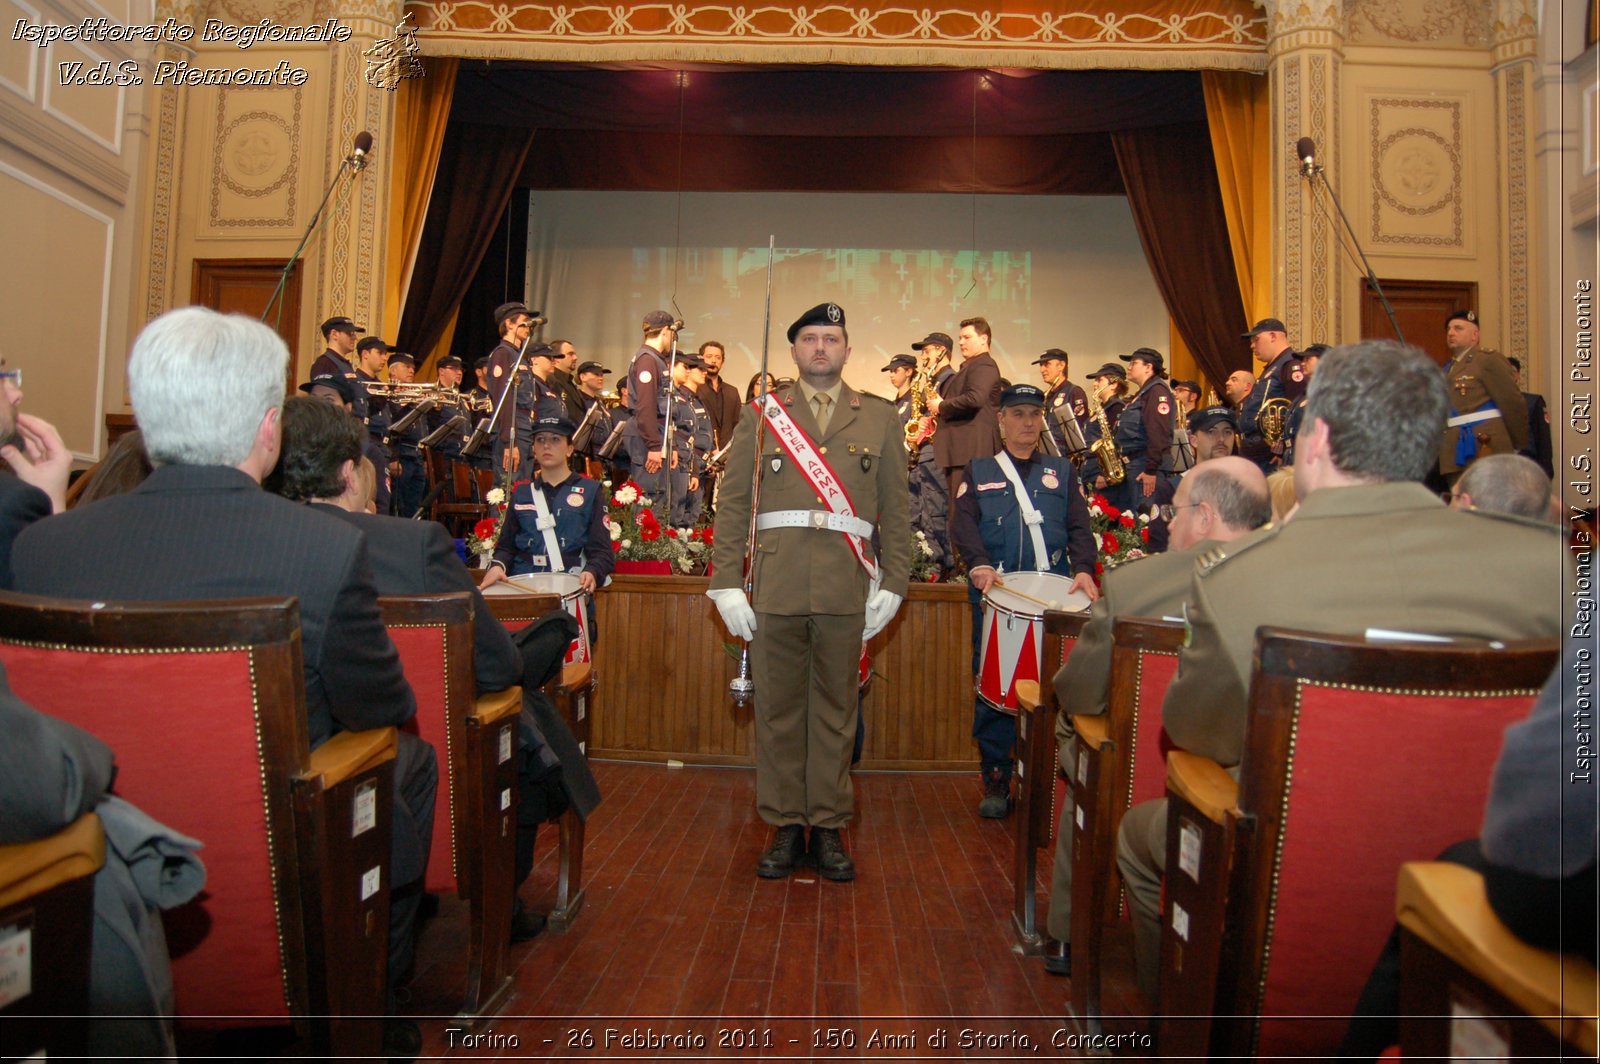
xmin=10 ymin=307 xmax=430 ymax=1058
xmin=68 ymin=430 xmax=153 ymax=508
xmin=0 ymin=355 xmax=70 ymax=586
xmin=1115 ymin=340 xmax=1569 ymax=1004
xmin=1451 ymin=453 xmax=1556 ymax=522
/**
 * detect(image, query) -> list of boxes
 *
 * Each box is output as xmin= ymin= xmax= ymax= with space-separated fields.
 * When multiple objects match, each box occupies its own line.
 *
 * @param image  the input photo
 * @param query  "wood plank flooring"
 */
xmin=405 ymin=761 xmax=1148 ymax=1059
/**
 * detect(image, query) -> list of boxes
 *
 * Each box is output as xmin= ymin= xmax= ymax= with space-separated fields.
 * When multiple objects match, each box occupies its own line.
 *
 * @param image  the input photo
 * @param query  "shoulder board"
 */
xmin=1459 ymin=506 xmax=1565 ymax=536
xmin=857 ymin=391 xmax=893 ymax=406
xmin=1194 ymin=524 xmax=1280 ymax=577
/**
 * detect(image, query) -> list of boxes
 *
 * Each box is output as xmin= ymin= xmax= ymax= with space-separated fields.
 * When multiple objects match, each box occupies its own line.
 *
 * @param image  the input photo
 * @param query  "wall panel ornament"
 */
xmin=208 ymin=87 xmax=304 ymax=228
xmin=402 ymin=0 xmax=1269 ymax=68
xmin=1366 ymin=96 xmax=1464 ymax=250
xmin=1346 ymin=0 xmax=1489 ymax=47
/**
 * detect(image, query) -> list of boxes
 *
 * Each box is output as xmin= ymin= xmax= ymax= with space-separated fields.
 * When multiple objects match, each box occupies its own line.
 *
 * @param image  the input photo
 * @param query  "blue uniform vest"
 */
xmin=967 ymin=454 xmax=1078 ymax=575
xmin=508 ymin=475 xmax=601 ymax=575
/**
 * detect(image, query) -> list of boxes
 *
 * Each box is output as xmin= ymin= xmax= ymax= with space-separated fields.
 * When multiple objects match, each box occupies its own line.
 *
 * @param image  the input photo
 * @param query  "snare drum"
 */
xmin=977 ymin=571 xmax=1091 ymax=712
xmin=500 ymin=571 xmax=592 ymax=665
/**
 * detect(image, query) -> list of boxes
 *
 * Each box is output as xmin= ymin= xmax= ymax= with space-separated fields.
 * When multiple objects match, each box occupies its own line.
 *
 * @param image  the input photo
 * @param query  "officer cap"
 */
xmin=1031 ymin=348 xmax=1069 ymax=366
xmin=912 ymin=331 xmax=953 ymax=352
xmin=532 ymin=414 xmax=577 ymax=440
xmin=787 ymin=302 xmax=846 ymax=343
xmin=299 ymin=375 xmax=355 ymax=404
xmin=999 ymin=383 xmax=1047 ymax=409
xmin=882 ymin=354 xmax=917 ymax=372
xmin=1445 ymin=309 xmax=1478 ymax=327
xmin=493 ymin=302 xmax=535 ymax=329
xmin=642 ymin=309 xmax=676 ymax=331
xmin=1188 ymin=405 xmax=1238 ymax=433
xmin=1302 ymin=343 xmax=1331 ymax=359
xmin=472 ymin=356 xmax=490 ymax=372
xmin=576 ymin=360 xmax=611 ymax=377
xmin=386 ymin=351 xmax=415 ymax=368
xmin=1120 ymin=347 xmax=1165 ymax=374
xmin=1242 ymin=317 xmax=1287 ymax=339
xmin=356 ymin=336 xmax=392 ymax=354
xmin=1171 ymin=378 xmax=1201 ymax=395
xmin=526 ymin=342 xmax=556 ymax=361
xmin=436 ymin=355 xmax=463 ymax=370
xmin=675 ymin=351 xmax=707 ymax=370
xmin=1086 ymin=361 xmax=1127 ymax=382
xmin=320 ymin=315 xmax=362 ymax=337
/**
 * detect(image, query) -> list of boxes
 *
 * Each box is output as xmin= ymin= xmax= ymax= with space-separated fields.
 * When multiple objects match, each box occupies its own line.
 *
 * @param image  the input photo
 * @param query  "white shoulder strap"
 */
xmin=527 ymin=481 xmax=566 ymax=572
xmin=993 ymin=452 xmax=1049 ymax=571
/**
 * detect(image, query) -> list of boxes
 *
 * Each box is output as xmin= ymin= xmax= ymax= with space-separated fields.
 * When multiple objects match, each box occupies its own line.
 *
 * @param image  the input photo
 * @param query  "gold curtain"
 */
xmin=384 ymin=56 xmax=459 ymax=368
xmin=1202 ymin=70 xmax=1270 ymax=354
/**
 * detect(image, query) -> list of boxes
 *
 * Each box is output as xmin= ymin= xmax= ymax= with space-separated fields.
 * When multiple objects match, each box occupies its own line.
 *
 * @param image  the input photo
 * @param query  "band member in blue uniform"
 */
xmin=1080 ymin=361 xmax=1128 ymax=492
xmin=1237 ymin=317 xmax=1308 ymax=474
xmin=487 ymin=302 xmax=558 ymax=480
xmin=384 ymin=351 xmax=428 ymax=516
xmin=949 ymin=384 xmax=1099 ymax=817
xmin=308 ymin=316 xmax=368 ymax=422
xmin=888 ymin=352 xmax=953 ymax=572
xmin=623 ymin=310 xmax=679 ymax=509
xmin=1110 ymin=348 xmax=1176 ymax=513
xmin=669 ymin=351 xmax=714 ymax=527
xmin=1034 ymin=348 xmax=1088 ymax=456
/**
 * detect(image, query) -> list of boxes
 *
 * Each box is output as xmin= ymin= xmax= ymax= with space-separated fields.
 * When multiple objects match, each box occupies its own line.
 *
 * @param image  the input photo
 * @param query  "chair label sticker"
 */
xmin=499 ymin=724 xmax=513 ymax=764
xmin=1171 ymin=903 xmax=1189 ymax=942
xmin=1178 ymin=820 xmax=1201 ymax=880
xmin=353 ymin=779 xmax=377 ymax=837
xmin=0 ymin=925 xmax=32 ymax=1008
xmin=1449 ymin=999 xmax=1510 ymax=1058
xmin=361 ymin=866 xmax=381 ymax=902
xmin=1076 ymin=749 xmax=1087 ymax=784
xmin=501 ymin=788 xmax=512 ymax=811
xmin=1075 ymin=805 xmax=1085 ymax=830
xmin=577 ymin=696 xmax=586 ymax=722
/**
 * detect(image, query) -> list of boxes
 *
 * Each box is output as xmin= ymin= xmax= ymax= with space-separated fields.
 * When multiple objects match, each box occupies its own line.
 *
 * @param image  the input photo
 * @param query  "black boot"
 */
xmin=808 ymin=826 xmax=856 ymax=882
xmin=979 ymin=766 xmax=1011 ymax=818
xmin=756 ymin=824 xmax=807 ymax=879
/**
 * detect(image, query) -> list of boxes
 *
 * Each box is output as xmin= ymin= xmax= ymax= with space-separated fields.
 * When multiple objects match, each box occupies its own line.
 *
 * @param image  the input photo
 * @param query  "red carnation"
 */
xmin=473 ymin=518 xmax=498 ymax=540
xmin=638 ymin=508 xmax=660 ymax=530
xmin=640 ymin=525 xmax=660 ymax=541
xmin=1119 ymin=513 xmax=1135 ymax=529
xmin=1101 ymin=532 xmax=1121 ymax=554
xmin=1092 ymin=494 xmax=1111 ymax=510
xmin=1101 ymin=503 xmax=1122 ymax=521
xmin=699 ymin=526 xmax=713 ymax=546
xmin=1140 ymin=527 xmax=1150 ymax=543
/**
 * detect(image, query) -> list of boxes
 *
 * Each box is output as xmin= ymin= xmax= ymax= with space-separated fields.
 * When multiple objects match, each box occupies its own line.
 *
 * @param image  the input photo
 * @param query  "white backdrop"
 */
xmin=525 ymin=191 xmax=1168 ymax=399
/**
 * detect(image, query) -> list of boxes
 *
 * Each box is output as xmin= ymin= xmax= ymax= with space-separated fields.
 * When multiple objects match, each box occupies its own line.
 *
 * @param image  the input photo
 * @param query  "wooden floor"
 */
xmin=405 ymin=761 xmax=1147 ymax=1060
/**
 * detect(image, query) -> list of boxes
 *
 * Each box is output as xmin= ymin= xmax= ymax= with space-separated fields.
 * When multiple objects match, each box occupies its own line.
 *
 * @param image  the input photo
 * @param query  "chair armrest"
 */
xmin=1397 ymin=861 xmax=1599 ymax=1054
xmin=1166 ymin=750 xmax=1238 ymax=826
xmin=473 ymin=685 xmax=523 ymax=726
xmin=1014 ymin=680 xmax=1042 ymax=714
xmin=307 ymin=727 xmax=398 ymax=789
xmin=553 ymin=661 xmax=592 ymax=695
xmin=0 ymin=813 xmax=106 ymax=910
xmin=1072 ymin=713 xmax=1110 ymax=750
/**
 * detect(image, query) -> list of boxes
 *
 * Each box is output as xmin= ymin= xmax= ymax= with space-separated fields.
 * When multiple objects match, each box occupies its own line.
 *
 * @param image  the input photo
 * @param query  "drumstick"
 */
xmin=989 ymin=575 xmax=1065 ymax=612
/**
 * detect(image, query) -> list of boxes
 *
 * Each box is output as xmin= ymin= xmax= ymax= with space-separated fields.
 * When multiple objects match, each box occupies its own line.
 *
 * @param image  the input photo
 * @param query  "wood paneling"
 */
xmin=1359 ymin=279 xmax=1476 ymax=365
xmin=592 ymin=575 xmax=979 ymax=770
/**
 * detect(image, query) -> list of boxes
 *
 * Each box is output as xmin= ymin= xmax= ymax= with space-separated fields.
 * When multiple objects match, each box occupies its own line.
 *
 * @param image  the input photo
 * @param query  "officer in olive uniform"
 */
xmin=707 ymin=302 xmax=911 ymax=883
xmin=949 ymin=384 xmax=1098 ymax=818
xmin=1437 ymin=310 xmax=1530 ymax=481
xmin=1237 ymin=317 xmax=1308 ymax=474
xmin=623 ymin=310 xmax=679 ymax=508
xmin=1080 ymin=362 xmax=1127 ymax=494
xmin=887 ymin=353 xmax=953 ymax=572
xmin=1110 ymin=348 xmax=1177 ymax=512
xmin=1035 ymin=348 xmax=1089 ymax=457
xmin=308 ymin=316 xmax=369 ymax=423
xmin=383 ymin=351 xmax=428 ymax=517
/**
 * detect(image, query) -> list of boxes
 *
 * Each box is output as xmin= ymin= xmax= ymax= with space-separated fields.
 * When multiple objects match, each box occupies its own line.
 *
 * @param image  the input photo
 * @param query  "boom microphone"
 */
xmin=1295 ymin=136 xmax=1317 ymax=177
xmin=351 ymin=130 xmax=374 ymax=171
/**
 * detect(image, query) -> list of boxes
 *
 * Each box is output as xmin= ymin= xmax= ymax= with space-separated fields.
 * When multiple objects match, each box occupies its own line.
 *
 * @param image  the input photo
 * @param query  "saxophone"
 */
xmin=1087 ymin=389 xmax=1126 ymax=485
xmin=902 ymin=355 xmax=938 ymax=457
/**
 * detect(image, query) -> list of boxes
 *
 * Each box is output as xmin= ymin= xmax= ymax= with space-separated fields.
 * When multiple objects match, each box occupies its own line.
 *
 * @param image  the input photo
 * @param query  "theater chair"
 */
xmin=480 ymin=588 xmax=564 ymax=633
xmin=1068 ymin=616 xmax=1184 ymax=1034
xmin=1155 ymin=628 xmax=1559 ymax=1059
xmin=544 ymin=659 xmax=596 ymax=931
xmin=423 ymin=448 xmax=486 ymax=539
xmin=1012 ymin=608 xmax=1090 ymax=951
xmin=0 ymin=813 xmax=105 ymax=1058
xmin=0 ymin=592 xmax=396 ymax=1058
xmin=377 ymin=592 xmax=522 ymax=1019
xmin=1396 ymin=861 xmax=1597 ymax=1059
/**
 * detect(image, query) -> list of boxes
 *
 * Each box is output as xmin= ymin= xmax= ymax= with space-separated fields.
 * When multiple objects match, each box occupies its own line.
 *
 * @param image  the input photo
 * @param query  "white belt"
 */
xmin=1446 ymin=408 xmax=1502 ymax=428
xmin=755 ymin=509 xmax=876 ymax=538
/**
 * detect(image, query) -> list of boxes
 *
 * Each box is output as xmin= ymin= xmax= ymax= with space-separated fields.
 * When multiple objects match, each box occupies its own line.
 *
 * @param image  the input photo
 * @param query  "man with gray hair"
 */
xmin=1113 ymin=340 xmax=1570 ymax=1004
xmin=1451 ymin=453 xmax=1557 ymax=522
xmin=1041 ymin=456 xmax=1269 ymax=974
xmin=12 ymin=306 xmax=431 ymax=1058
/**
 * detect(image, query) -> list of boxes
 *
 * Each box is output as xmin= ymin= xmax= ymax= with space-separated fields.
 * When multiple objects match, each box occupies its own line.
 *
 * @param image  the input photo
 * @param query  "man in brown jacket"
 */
xmin=707 ymin=302 xmax=911 ymax=882
xmin=929 ymin=316 xmax=1002 ymax=511
xmin=1115 ymin=340 xmax=1569 ymax=1003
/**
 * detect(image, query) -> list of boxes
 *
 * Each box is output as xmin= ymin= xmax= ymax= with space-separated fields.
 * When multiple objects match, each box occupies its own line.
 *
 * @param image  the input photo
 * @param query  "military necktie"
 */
xmin=812 ymin=393 xmax=832 ymax=435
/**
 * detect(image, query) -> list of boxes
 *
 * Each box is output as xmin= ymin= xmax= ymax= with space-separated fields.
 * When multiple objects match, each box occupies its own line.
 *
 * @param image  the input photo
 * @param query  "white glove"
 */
xmin=706 ymin=587 xmax=757 ymax=641
xmin=862 ymin=589 xmax=904 ymax=641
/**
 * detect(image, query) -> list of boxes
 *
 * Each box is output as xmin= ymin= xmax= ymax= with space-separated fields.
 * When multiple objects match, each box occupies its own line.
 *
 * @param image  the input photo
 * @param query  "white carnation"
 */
xmin=615 ymin=485 xmax=639 ymax=505
xmin=607 ymin=521 xmax=622 ymax=542
xmin=485 ymin=487 xmax=506 ymax=506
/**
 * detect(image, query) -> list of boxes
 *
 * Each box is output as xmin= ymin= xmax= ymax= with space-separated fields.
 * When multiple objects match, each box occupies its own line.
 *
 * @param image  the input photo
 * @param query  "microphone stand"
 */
xmin=1302 ymin=159 xmax=1405 ymax=344
xmin=262 ymin=151 xmax=363 ymax=331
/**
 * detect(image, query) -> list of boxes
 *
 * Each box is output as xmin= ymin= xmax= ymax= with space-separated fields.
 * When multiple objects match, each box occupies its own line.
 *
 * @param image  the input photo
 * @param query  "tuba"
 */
xmin=1087 ymin=389 xmax=1126 ymax=485
xmin=1257 ymin=397 xmax=1293 ymax=447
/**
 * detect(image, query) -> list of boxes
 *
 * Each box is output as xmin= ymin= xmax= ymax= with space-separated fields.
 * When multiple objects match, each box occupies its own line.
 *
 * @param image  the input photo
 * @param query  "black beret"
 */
xmin=1445 ymin=309 xmax=1478 ymax=327
xmin=787 ymin=302 xmax=846 ymax=343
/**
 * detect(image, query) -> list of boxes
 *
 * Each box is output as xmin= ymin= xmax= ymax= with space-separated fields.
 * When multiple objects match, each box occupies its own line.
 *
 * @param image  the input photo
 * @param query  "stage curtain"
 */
xmin=1112 ymin=122 xmax=1248 ymax=392
xmin=397 ymin=122 xmax=537 ymax=367
xmin=1202 ymin=70 xmax=1271 ymax=331
xmin=384 ymin=57 xmax=458 ymax=351
xmin=1167 ymin=320 xmax=1201 ymax=393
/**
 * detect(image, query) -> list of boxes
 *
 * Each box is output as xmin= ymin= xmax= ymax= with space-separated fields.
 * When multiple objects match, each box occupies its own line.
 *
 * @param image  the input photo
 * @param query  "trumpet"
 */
xmin=364 ymin=382 xmax=490 ymax=413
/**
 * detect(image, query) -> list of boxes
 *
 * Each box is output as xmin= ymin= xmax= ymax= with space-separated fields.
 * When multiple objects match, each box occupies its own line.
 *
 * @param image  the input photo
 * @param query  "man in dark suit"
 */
xmin=11 ymin=307 xmax=431 ymax=1057
xmin=0 ymin=355 xmax=70 ymax=588
xmin=929 ymin=316 xmax=1003 ymax=534
xmin=1507 ymin=356 xmax=1554 ymax=478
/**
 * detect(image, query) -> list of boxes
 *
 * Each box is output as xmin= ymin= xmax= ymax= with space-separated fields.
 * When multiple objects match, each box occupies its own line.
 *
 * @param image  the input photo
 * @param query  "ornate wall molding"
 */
xmin=402 ymin=0 xmax=1270 ymax=68
xmin=207 ymin=89 xmax=305 ymax=228
xmin=1500 ymin=62 xmax=1528 ymax=360
xmin=1346 ymin=0 xmax=1489 ymax=47
xmin=1366 ymin=96 xmax=1464 ymax=249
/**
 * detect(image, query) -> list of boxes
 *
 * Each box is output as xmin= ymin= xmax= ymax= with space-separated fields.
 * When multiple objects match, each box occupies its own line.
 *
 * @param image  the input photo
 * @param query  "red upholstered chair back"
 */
xmin=1107 ymin=616 xmax=1183 ymax=918
xmin=1228 ymin=628 xmax=1559 ymax=1059
xmin=0 ymin=592 xmax=309 ymax=1022
xmin=1042 ymin=608 xmax=1090 ymax=846
xmin=481 ymin=590 xmax=562 ymax=634
xmin=378 ymin=593 xmax=472 ymax=896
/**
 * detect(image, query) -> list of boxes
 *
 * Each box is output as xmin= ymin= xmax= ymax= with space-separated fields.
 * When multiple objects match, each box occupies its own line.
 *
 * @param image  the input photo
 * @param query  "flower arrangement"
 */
xmin=605 ymin=480 xmax=714 ymax=572
xmin=909 ymin=530 xmax=942 ymax=583
xmin=1088 ymin=493 xmax=1152 ymax=576
xmin=465 ymin=481 xmax=513 ymax=562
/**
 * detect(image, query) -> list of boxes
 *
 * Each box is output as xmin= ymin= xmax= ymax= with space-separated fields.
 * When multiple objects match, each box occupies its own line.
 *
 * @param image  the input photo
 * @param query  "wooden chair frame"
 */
xmin=544 ymin=659 xmax=596 ymax=931
xmin=1012 ymin=608 xmax=1089 ymax=951
xmin=1069 ymin=616 xmax=1184 ymax=1035
xmin=377 ymin=592 xmax=522 ymax=1021
xmin=1155 ymin=628 xmax=1560 ymax=1058
xmin=424 ymin=447 xmax=486 ymax=537
xmin=0 ymin=592 xmax=395 ymax=1058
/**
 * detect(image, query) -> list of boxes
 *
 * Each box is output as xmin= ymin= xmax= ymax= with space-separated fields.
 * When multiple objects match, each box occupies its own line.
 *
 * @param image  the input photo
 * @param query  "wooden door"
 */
xmin=1359 ymin=279 xmax=1476 ymax=366
xmin=192 ymin=259 xmax=303 ymax=389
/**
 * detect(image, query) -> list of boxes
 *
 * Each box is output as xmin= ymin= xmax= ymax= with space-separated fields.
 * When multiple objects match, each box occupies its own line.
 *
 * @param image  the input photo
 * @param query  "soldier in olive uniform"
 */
xmin=708 ymin=303 xmax=911 ymax=882
xmin=1437 ymin=310 xmax=1530 ymax=482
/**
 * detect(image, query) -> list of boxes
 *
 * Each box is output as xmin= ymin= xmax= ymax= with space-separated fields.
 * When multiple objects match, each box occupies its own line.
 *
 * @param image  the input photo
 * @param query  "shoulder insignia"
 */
xmin=1156 ymin=398 xmax=1171 ymax=416
xmin=850 ymin=395 xmax=861 ymax=409
xmin=493 ymin=365 xmax=504 ymax=378
xmin=637 ymin=369 xmax=652 ymax=384
xmin=956 ymin=480 xmax=969 ymax=497
xmin=1196 ymin=546 xmax=1228 ymax=573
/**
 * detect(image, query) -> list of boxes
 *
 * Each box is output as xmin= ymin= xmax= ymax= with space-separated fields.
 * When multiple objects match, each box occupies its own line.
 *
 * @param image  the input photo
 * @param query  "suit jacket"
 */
xmin=932 ymin=352 xmax=1001 ymax=471
xmin=12 ymin=464 xmax=416 ymax=746
xmin=313 ymin=505 xmax=521 ymax=694
xmin=0 ymin=469 xmax=51 ymax=589
xmin=1521 ymin=391 xmax=1554 ymax=479
xmin=697 ymin=376 xmax=743 ymax=451
xmin=709 ymin=381 xmax=910 ymax=614
xmin=0 ymin=661 xmax=114 ymax=842
xmin=1051 ymin=541 xmax=1213 ymax=742
xmin=1163 ymin=481 xmax=1568 ymax=767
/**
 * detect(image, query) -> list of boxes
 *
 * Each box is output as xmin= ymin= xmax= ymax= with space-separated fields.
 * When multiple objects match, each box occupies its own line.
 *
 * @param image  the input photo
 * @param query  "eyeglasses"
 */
xmin=0 ymin=369 xmax=19 ymax=389
xmin=1157 ymin=502 xmax=1197 ymax=522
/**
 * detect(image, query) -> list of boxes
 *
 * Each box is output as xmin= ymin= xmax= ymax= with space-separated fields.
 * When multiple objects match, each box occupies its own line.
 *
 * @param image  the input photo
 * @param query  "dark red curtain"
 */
xmin=397 ymin=122 xmax=537 ymax=361
xmin=1112 ymin=122 xmax=1249 ymax=390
